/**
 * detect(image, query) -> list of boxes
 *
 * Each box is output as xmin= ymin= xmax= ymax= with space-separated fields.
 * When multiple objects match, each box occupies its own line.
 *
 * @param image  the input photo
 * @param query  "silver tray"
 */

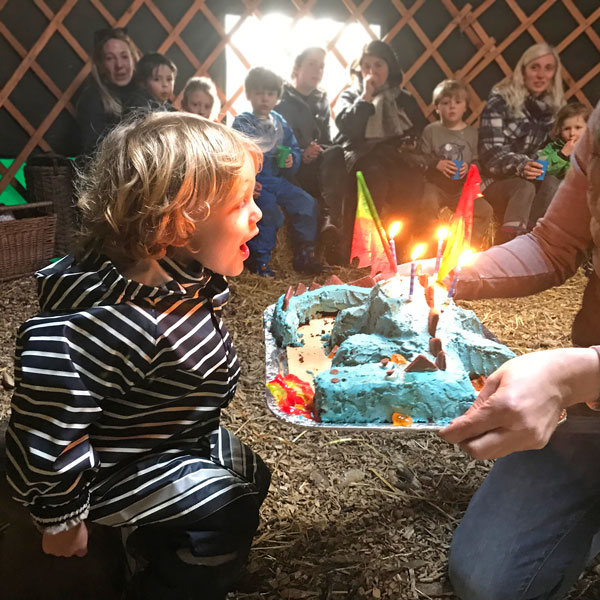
xmin=264 ymin=303 xmax=447 ymax=432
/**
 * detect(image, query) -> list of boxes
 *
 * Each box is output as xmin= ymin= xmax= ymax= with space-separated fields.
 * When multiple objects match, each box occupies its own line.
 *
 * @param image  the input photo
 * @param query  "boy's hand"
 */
xmin=253 ymin=181 xmax=262 ymax=199
xmin=436 ymin=159 xmax=457 ymax=179
xmin=302 ymin=142 xmax=322 ymax=164
xmin=42 ymin=521 xmax=88 ymax=558
xmin=562 ymin=138 xmax=577 ymax=156
xmin=284 ymin=153 xmax=293 ymax=169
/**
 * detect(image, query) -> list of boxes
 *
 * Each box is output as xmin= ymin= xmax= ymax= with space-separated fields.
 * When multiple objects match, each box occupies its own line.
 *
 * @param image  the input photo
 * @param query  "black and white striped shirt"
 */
xmin=5 ymin=254 xmax=268 ymax=532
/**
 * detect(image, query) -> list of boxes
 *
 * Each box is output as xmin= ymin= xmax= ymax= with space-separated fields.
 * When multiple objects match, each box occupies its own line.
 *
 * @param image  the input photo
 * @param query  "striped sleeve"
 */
xmin=5 ymin=312 xmax=146 ymax=532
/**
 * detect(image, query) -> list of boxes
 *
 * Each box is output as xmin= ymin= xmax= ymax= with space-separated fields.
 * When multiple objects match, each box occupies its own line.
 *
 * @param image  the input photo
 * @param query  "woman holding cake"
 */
xmin=439 ymin=100 xmax=600 ymax=599
xmin=478 ymin=42 xmax=565 ymax=243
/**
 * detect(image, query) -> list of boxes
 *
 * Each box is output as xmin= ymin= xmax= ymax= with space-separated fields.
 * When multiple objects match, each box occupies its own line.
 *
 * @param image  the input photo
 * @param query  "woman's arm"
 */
xmin=334 ymin=89 xmax=375 ymax=142
xmin=440 ymin=347 xmax=600 ymax=460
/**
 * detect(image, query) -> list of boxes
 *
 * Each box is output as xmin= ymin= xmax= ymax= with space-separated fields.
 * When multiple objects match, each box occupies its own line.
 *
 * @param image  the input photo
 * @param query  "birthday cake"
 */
xmin=269 ymin=275 xmax=515 ymax=425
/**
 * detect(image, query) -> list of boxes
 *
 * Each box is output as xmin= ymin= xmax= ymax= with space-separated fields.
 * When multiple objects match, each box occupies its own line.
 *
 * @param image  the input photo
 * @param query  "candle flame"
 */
xmin=436 ymin=226 xmax=449 ymax=241
xmin=411 ymin=243 xmax=426 ymax=261
xmin=388 ymin=221 xmax=402 ymax=239
xmin=458 ymin=248 xmax=475 ymax=268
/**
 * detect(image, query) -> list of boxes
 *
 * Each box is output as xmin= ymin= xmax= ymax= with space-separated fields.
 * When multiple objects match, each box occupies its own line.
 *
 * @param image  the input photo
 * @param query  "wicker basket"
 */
xmin=24 ymin=153 xmax=78 ymax=256
xmin=0 ymin=202 xmax=56 ymax=281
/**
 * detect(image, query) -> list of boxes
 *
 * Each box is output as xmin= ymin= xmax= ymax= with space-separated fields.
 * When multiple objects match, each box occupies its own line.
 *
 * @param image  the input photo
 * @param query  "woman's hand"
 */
xmin=361 ymin=74 xmax=377 ymax=103
xmin=302 ymin=141 xmax=322 ymax=164
xmin=459 ymin=161 xmax=468 ymax=178
xmin=522 ymin=160 xmax=545 ymax=180
xmin=436 ymin=159 xmax=458 ymax=179
xmin=42 ymin=521 xmax=88 ymax=558
xmin=440 ymin=348 xmax=600 ymax=460
xmin=253 ymin=181 xmax=262 ymax=199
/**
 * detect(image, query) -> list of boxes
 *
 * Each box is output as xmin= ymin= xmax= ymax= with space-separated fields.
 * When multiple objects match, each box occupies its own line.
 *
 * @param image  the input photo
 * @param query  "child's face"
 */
xmin=360 ymin=54 xmax=389 ymax=90
xmin=247 ymin=89 xmax=279 ymax=117
xmin=185 ymin=90 xmax=214 ymax=119
xmin=183 ymin=158 xmax=262 ymax=276
xmin=560 ymin=115 xmax=586 ymax=144
xmin=145 ymin=65 xmax=175 ymax=103
xmin=295 ymin=51 xmax=325 ymax=93
xmin=436 ymin=94 xmax=467 ymax=126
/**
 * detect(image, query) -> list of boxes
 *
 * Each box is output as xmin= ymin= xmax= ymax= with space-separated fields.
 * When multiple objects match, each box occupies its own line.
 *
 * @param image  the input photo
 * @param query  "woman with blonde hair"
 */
xmin=479 ymin=42 xmax=565 ymax=243
xmin=76 ymin=28 xmax=140 ymax=155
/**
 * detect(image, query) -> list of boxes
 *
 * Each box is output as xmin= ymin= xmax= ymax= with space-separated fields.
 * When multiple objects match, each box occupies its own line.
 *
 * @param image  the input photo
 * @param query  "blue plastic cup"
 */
xmin=536 ymin=159 xmax=549 ymax=180
xmin=451 ymin=160 xmax=464 ymax=180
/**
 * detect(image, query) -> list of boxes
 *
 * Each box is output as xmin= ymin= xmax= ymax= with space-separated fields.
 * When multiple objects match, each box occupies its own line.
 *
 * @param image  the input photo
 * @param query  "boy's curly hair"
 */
xmin=550 ymin=101 xmax=591 ymax=140
xmin=76 ymin=112 xmax=261 ymax=262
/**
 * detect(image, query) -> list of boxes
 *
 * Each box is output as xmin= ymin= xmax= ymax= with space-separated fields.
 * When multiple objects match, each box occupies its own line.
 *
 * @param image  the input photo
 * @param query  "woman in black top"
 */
xmin=334 ymin=40 xmax=428 ymax=239
xmin=76 ymin=28 xmax=140 ymax=155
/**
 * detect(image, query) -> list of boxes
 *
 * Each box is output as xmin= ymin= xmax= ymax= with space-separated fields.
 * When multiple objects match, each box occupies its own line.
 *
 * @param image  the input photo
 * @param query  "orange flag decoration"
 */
xmin=350 ymin=171 xmax=396 ymax=279
xmin=436 ymin=164 xmax=481 ymax=282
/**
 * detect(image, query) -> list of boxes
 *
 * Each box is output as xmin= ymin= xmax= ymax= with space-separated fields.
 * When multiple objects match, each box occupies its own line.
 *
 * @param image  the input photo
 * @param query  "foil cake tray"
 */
xmin=264 ymin=303 xmax=454 ymax=432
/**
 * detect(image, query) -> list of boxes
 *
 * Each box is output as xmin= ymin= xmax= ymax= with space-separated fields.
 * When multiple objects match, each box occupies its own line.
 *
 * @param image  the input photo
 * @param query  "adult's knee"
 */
xmin=449 ymin=539 xmax=522 ymax=600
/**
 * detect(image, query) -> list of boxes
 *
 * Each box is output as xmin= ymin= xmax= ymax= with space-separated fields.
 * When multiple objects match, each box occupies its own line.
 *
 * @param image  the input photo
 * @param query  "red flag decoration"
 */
xmin=350 ymin=171 xmax=396 ymax=279
xmin=436 ymin=164 xmax=481 ymax=282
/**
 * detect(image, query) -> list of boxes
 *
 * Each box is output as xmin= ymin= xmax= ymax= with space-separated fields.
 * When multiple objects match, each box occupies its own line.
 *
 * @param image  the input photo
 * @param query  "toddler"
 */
xmin=232 ymin=67 xmax=325 ymax=277
xmin=181 ymin=76 xmax=219 ymax=120
xmin=539 ymin=102 xmax=591 ymax=178
xmin=421 ymin=79 xmax=493 ymax=247
xmin=128 ymin=52 xmax=177 ymax=112
xmin=5 ymin=112 xmax=270 ymax=600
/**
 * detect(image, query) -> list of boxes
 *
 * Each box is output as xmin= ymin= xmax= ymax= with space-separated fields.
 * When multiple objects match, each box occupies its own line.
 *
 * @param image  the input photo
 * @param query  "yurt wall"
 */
xmin=1 ymin=0 xmax=599 ymax=202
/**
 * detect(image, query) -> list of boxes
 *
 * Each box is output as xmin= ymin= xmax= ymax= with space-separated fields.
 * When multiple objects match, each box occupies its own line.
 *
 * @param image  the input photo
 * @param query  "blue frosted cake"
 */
xmin=270 ymin=276 xmax=515 ymax=425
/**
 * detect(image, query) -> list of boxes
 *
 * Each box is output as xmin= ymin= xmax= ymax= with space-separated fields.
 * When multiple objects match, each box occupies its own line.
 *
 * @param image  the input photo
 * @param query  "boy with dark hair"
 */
xmin=420 ymin=79 xmax=493 ymax=248
xmin=233 ymin=67 xmax=326 ymax=277
xmin=126 ymin=52 xmax=177 ymax=113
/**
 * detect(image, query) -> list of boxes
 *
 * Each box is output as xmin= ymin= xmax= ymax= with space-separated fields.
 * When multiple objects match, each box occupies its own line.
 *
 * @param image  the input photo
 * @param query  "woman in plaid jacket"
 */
xmin=478 ymin=43 xmax=565 ymax=243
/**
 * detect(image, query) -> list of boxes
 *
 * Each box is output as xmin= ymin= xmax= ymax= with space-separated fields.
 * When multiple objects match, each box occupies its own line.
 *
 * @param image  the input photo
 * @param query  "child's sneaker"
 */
xmin=293 ymin=245 xmax=329 ymax=275
xmin=247 ymin=260 xmax=276 ymax=278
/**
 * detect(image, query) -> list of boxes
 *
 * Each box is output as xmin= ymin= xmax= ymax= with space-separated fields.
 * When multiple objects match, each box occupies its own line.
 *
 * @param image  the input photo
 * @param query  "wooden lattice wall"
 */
xmin=1 ymin=0 xmax=599 ymax=201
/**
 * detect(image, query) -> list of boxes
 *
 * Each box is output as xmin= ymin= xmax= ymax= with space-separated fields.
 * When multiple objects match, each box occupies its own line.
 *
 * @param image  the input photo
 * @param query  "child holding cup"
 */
xmin=420 ymin=79 xmax=493 ymax=248
xmin=232 ymin=67 xmax=326 ymax=277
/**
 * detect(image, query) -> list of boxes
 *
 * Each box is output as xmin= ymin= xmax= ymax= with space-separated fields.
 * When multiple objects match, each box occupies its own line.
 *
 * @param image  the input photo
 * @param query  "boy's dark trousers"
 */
xmin=123 ymin=469 xmax=270 ymax=600
xmin=248 ymin=174 xmax=318 ymax=264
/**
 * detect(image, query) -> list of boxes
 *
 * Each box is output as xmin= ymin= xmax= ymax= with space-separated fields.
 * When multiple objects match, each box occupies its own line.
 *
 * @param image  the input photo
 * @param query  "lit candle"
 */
xmin=447 ymin=249 xmax=475 ymax=300
xmin=408 ymin=243 xmax=426 ymax=299
xmin=388 ymin=221 xmax=402 ymax=272
xmin=433 ymin=226 xmax=449 ymax=278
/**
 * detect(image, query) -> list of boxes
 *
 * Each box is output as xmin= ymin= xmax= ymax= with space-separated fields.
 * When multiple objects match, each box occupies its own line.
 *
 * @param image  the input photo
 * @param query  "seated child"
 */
xmin=232 ymin=67 xmax=326 ymax=277
xmin=539 ymin=101 xmax=590 ymax=179
xmin=127 ymin=52 xmax=177 ymax=113
xmin=421 ymin=79 xmax=493 ymax=248
xmin=181 ymin=76 xmax=220 ymax=120
xmin=5 ymin=113 xmax=270 ymax=600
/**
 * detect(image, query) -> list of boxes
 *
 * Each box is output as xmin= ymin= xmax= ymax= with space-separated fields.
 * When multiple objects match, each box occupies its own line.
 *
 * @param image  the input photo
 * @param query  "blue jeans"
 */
xmin=248 ymin=175 xmax=318 ymax=264
xmin=449 ymin=417 xmax=600 ymax=600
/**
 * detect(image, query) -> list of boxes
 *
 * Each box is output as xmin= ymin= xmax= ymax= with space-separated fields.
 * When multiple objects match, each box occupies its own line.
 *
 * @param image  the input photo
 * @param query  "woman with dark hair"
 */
xmin=275 ymin=47 xmax=349 ymax=261
xmin=76 ymin=28 xmax=140 ymax=155
xmin=334 ymin=40 xmax=429 ymax=244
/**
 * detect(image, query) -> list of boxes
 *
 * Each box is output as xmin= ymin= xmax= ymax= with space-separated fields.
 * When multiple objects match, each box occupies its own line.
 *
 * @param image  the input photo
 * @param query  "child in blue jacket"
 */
xmin=233 ymin=67 xmax=325 ymax=277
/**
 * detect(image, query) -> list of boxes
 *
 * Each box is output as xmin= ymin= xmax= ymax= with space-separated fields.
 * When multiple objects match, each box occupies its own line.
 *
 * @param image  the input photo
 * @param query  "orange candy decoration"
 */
xmin=392 ymin=412 xmax=413 ymax=427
